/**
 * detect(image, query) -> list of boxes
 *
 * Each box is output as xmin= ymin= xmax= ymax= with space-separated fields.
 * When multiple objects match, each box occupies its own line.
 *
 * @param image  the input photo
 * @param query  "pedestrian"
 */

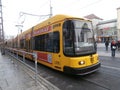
xmin=105 ymin=40 xmax=109 ymax=51
xmin=111 ymin=40 xmax=117 ymax=57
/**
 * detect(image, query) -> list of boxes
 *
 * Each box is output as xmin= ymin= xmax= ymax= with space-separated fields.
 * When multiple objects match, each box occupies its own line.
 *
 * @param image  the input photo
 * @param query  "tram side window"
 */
xmin=25 ymin=40 xmax=30 ymax=51
xmin=20 ymin=39 xmax=25 ymax=49
xmin=34 ymin=35 xmax=45 ymax=51
xmin=14 ymin=40 xmax=17 ymax=48
xmin=53 ymin=32 xmax=59 ymax=53
xmin=34 ymin=31 xmax=59 ymax=53
xmin=30 ymin=38 xmax=34 ymax=50
xmin=45 ymin=32 xmax=59 ymax=52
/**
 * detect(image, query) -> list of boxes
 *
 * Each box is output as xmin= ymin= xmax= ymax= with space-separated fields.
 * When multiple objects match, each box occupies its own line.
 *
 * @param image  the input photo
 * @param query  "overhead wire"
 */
xmin=17 ymin=0 xmax=51 ymax=25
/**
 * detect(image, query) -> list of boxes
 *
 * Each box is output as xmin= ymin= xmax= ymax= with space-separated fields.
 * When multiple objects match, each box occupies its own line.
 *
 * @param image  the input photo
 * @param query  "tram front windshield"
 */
xmin=63 ymin=20 xmax=96 ymax=56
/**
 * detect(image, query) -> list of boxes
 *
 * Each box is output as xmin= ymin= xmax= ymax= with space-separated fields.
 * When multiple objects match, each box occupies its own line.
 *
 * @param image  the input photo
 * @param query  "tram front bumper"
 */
xmin=63 ymin=62 xmax=101 ymax=75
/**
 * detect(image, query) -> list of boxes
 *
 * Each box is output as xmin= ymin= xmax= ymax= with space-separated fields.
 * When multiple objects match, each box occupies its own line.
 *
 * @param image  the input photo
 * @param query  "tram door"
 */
xmin=52 ymin=32 xmax=61 ymax=70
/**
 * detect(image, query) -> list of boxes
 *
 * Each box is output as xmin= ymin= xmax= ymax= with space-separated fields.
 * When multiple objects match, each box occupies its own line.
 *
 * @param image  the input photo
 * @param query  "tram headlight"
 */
xmin=79 ymin=61 xmax=85 ymax=65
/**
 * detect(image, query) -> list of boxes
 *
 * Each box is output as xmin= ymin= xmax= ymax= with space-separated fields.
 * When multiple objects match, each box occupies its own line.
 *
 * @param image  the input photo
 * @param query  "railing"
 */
xmin=1 ymin=47 xmax=60 ymax=90
xmin=4 ymin=47 xmax=38 ymax=85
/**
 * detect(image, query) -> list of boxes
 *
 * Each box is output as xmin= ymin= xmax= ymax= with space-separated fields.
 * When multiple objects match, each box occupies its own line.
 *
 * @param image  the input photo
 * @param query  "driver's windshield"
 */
xmin=63 ymin=19 xmax=96 ymax=56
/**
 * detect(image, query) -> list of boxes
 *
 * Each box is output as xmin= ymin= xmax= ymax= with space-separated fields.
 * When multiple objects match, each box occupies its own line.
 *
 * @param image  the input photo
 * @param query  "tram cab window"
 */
xmin=63 ymin=20 xmax=96 ymax=56
xmin=63 ymin=20 xmax=74 ymax=55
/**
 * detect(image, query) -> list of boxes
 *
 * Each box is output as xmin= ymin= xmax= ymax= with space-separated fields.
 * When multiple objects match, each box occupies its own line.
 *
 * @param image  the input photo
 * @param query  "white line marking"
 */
xmin=102 ymin=65 xmax=120 ymax=71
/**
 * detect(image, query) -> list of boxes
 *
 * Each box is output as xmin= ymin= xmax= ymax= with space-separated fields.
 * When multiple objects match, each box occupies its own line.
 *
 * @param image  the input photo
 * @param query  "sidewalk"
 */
xmin=97 ymin=43 xmax=120 ymax=58
xmin=0 ymin=53 xmax=58 ymax=90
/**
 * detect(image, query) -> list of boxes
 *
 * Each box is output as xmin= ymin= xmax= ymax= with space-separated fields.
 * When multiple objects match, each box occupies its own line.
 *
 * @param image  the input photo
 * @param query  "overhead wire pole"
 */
xmin=0 ymin=0 xmax=5 ymax=55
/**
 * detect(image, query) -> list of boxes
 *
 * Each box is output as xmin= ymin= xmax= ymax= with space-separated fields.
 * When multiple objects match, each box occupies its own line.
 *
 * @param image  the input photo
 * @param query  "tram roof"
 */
xmin=20 ymin=14 xmax=90 ymax=36
xmin=34 ymin=14 xmax=89 ymax=29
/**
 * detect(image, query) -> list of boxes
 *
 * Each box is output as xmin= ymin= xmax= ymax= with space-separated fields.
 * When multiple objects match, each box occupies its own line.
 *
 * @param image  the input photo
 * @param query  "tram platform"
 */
xmin=0 ymin=52 xmax=59 ymax=90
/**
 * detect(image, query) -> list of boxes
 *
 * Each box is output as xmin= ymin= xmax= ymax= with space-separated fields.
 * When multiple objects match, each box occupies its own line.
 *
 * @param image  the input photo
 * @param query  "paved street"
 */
xmin=0 ymin=43 xmax=120 ymax=90
xmin=97 ymin=43 xmax=120 ymax=58
xmin=36 ymin=43 xmax=120 ymax=90
xmin=97 ymin=43 xmax=120 ymax=76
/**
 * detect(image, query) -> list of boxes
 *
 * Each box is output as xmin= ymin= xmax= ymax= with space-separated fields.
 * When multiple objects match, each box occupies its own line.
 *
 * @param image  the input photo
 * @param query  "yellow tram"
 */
xmin=7 ymin=15 xmax=100 ymax=75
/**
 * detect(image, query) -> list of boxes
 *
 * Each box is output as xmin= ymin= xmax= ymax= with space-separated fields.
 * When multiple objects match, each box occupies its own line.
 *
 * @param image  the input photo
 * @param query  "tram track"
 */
xmin=80 ymin=66 xmax=120 ymax=90
xmin=38 ymin=65 xmax=120 ymax=90
xmin=34 ymin=63 xmax=112 ymax=90
xmin=102 ymin=65 xmax=120 ymax=71
xmin=80 ymin=75 xmax=110 ymax=90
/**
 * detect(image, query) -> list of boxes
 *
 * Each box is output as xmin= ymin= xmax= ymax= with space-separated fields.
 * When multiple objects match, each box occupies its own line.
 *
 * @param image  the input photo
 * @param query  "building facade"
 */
xmin=84 ymin=14 xmax=103 ymax=41
xmin=84 ymin=12 xmax=120 ymax=43
xmin=97 ymin=19 xmax=117 ymax=43
xmin=117 ymin=7 xmax=120 ymax=40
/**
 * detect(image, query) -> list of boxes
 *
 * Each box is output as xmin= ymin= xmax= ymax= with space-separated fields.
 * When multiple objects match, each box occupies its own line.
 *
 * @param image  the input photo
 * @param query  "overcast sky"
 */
xmin=2 ymin=0 xmax=120 ymax=37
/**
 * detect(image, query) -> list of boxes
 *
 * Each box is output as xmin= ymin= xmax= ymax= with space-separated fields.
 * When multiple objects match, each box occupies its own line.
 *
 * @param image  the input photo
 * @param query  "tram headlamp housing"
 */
xmin=79 ymin=61 xmax=85 ymax=65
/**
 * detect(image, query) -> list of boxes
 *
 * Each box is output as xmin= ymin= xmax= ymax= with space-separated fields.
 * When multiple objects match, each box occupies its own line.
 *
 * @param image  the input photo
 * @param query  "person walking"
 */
xmin=105 ymin=40 xmax=109 ymax=51
xmin=111 ymin=40 xmax=117 ymax=57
